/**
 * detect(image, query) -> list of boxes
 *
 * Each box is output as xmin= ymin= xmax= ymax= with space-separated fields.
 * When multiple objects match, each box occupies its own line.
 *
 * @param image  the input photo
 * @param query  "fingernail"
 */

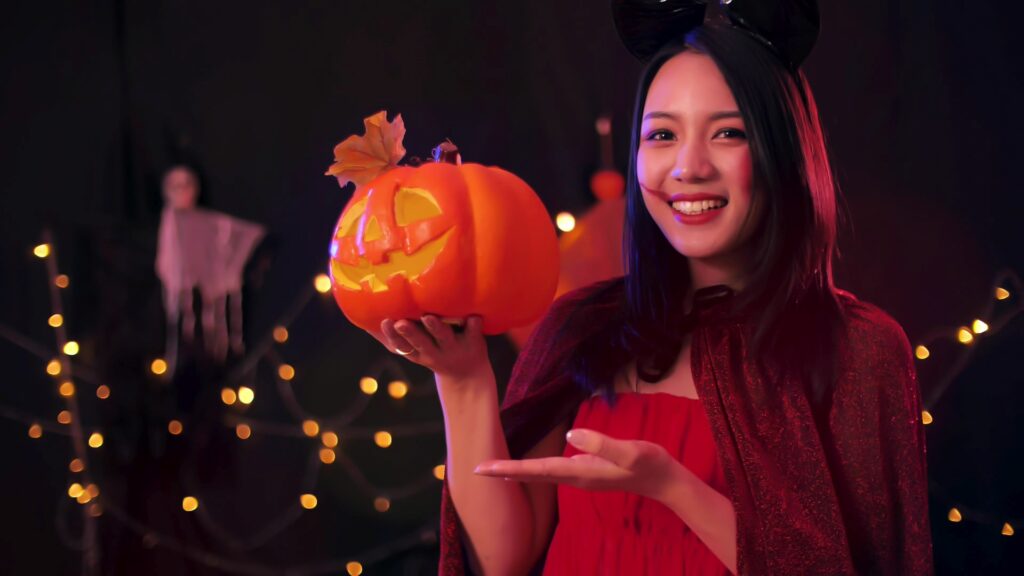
xmin=566 ymin=430 xmax=587 ymax=448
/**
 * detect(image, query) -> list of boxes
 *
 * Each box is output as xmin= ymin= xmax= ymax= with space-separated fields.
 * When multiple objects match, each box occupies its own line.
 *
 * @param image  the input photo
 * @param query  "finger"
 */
xmin=421 ymin=315 xmax=456 ymax=348
xmin=566 ymin=429 xmax=639 ymax=469
xmin=475 ymin=457 xmax=620 ymax=482
xmin=463 ymin=315 xmax=484 ymax=341
xmin=380 ymin=319 xmax=415 ymax=355
xmin=394 ymin=319 xmax=440 ymax=356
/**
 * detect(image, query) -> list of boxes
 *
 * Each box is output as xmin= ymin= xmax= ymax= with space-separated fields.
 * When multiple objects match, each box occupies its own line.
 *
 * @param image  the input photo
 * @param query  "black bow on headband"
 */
xmin=611 ymin=0 xmax=820 ymax=71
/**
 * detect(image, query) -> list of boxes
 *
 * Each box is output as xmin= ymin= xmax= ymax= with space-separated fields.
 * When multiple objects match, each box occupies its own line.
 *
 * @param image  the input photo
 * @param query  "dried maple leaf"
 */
xmin=325 ymin=110 xmax=407 ymax=189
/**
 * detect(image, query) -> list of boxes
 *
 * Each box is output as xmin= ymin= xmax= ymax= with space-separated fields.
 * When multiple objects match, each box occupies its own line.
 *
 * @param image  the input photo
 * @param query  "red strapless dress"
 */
xmin=542 ymin=392 xmax=731 ymax=575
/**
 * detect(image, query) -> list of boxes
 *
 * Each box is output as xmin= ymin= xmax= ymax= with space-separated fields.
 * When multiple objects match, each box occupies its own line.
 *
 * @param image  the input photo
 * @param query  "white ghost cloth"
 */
xmin=156 ymin=207 xmax=265 ymax=366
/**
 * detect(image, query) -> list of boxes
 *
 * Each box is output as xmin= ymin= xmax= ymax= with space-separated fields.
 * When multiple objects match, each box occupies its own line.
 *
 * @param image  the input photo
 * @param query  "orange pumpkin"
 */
xmin=328 ymin=148 xmax=559 ymax=335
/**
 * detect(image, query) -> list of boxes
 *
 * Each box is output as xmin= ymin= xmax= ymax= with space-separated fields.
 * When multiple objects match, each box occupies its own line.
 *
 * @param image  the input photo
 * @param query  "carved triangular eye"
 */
xmin=395 ymin=187 xmax=442 ymax=226
xmin=362 ymin=216 xmax=383 ymax=242
xmin=337 ymin=198 xmax=367 ymax=237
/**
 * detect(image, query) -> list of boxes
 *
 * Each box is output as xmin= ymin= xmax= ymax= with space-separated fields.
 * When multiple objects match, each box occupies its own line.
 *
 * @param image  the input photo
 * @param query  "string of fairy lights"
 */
xmin=0 ymin=232 xmax=451 ymax=575
xmin=913 ymin=268 xmax=1024 ymax=538
xmin=3 ymin=232 xmax=1020 ymax=572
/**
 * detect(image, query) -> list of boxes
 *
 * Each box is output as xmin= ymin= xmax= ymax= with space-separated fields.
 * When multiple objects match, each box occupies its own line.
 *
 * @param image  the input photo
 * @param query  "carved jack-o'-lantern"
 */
xmin=327 ymin=136 xmax=559 ymax=335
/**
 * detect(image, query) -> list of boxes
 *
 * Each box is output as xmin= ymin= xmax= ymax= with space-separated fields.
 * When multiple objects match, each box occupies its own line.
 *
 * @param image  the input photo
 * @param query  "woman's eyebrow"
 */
xmin=641 ymin=110 xmax=743 ymax=122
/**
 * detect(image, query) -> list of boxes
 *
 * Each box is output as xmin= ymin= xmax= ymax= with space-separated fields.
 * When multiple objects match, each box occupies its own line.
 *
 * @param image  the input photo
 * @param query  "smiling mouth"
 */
xmin=669 ymin=198 xmax=729 ymax=216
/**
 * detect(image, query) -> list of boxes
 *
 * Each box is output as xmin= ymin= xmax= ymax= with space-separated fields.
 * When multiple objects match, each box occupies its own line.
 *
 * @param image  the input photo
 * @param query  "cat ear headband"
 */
xmin=610 ymin=0 xmax=820 ymax=71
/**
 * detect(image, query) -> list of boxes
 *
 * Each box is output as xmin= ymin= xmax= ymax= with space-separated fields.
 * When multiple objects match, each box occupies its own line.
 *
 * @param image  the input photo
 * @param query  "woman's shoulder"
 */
xmin=832 ymin=287 xmax=915 ymax=370
xmin=543 ymin=277 xmax=626 ymax=324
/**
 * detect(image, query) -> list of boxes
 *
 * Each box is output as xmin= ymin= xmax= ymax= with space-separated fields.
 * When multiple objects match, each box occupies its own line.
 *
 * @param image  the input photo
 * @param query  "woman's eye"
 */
xmin=714 ymin=128 xmax=747 ymax=140
xmin=644 ymin=129 xmax=674 ymax=142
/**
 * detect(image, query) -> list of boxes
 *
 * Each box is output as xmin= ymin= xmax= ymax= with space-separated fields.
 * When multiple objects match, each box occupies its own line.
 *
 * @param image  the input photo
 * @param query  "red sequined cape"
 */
xmin=438 ymin=278 xmax=934 ymax=575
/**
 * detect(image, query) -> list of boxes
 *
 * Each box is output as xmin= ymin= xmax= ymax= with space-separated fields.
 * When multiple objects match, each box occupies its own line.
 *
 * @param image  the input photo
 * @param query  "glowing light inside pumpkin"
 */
xmin=332 ymin=188 xmax=453 ymax=293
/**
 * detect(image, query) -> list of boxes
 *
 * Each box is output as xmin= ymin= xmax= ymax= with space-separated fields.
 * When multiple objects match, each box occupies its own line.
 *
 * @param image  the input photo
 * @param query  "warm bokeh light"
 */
xmin=996 ymin=287 xmax=1010 ymax=301
xmin=278 ymin=364 xmax=296 ymax=381
xmin=88 ymin=432 xmax=104 ymax=448
xmin=96 ymin=385 xmax=111 ymax=400
xmin=433 ymin=464 xmax=446 ymax=480
xmin=374 ymin=431 xmax=393 ymax=448
xmin=68 ymin=483 xmax=84 ymax=498
xmin=237 ymin=386 xmax=255 ymax=405
xmin=300 ymin=493 xmax=318 ymax=510
xmin=921 ymin=411 xmax=933 ymax=425
xmin=388 ymin=380 xmax=409 ymax=399
xmin=956 ymin=327 xmax=974 ymax=344
xmin=58 ymin=381 xmax=75 ymax=397
xmin=374 ymin=497 xmax=391 ymax=512
xmin=150 ymin=358 xmax=168 ymax=375
xmin=69 ymin=458 xmax=85 ymax=473
xmin=302 ymin=419 xmax=320 ymax=437
xmin=346 ymin=561 xmax=364 ymax=576
xmin=46 ymin=359 xmax=62 ymax=376
xmin=948 ymin=508 xmax=962 ymax=522
xmin=321 ymin=431 xmax=339 ymax=448
xmin=221 ymin=388 xmax=238 ymax=405
xmin=28 ymin=423 xmax=42 ymax=439
xmin=48 ymin=314 xmax=64 ymax=328
xmin=236 ymin=423 xmax=252 ymax=440
xmin=1003 ymin=523 xmax=1015 ymax=536
xmin=555 ymin=212 xmax=576 ymax=233
xmin=971 ymin=319 xmax=989 ymax=334
xmin=86 ymin=484 xmax=100 ymax=498
xmin=88 ymin=503 xmax=103 ymax=517
xmin=55 ymin=274 xmax=70 ymax=288
xmin=63 ymin=341 xmax=80 ymax=356
xmin=182 ymin=496 xmax=199 ymax=512
xmin=76 ymin=491 xmax=92 ymax=505
xmin=33 ymin=243 xmax=51 ymax=258
xmin=914 ymin=345 xmax=930 ymax=360
xmin=57 ymin=410 xmax=72 ymax=425
xmin=319 ymin=448 xmax=336 ymax=464
xmin=359 ymin=377 xmax=378 ymax=395
xmin=314 ymin=273 xmax=332 ymax=294
xmin=273 ymin=326 xmax=289 ymax=343
xmin=168 ymin=420 xmax=184 ymax=435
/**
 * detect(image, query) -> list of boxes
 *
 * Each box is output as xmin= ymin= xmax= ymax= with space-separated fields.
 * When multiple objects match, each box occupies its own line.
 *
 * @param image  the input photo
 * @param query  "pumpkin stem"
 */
xmin=431 ymin=140 xmax=462 ymax=165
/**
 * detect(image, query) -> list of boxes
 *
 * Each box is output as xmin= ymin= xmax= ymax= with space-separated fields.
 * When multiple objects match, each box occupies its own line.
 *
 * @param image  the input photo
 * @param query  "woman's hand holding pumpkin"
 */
xmin=376 ymin=315 xmax=491 ymax=382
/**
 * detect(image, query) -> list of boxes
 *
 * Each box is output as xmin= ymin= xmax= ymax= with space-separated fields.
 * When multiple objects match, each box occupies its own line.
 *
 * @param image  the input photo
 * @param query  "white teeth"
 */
xmin=670 ymin=199 xmax=727 ymax=215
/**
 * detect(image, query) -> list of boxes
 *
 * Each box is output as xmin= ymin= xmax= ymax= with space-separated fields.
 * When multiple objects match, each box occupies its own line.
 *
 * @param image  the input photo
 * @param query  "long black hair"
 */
xmin=569 ymin=23 xmax=845 ymax=409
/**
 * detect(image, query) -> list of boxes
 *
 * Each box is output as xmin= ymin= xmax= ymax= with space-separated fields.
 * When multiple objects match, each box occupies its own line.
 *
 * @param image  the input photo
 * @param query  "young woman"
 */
xmin=371 ymin=3 xmax=933 ymax=575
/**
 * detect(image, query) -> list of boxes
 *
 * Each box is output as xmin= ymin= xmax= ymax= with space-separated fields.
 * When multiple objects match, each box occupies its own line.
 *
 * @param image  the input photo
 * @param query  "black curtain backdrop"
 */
xmin=2 ymin=1 xmax=1022 ymax=574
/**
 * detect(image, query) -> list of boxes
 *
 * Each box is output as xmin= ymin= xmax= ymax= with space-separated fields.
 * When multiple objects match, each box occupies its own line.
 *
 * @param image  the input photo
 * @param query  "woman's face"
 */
xmin=637 ymin=51 xmax=759 ymax=265
xmin=162 ymin=167 xmax=199 ymax=209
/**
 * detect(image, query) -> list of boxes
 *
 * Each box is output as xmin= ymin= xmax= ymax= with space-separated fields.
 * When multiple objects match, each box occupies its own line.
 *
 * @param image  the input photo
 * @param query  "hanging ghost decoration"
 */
xmin=155 ymin=166 xmax=265 ymax=372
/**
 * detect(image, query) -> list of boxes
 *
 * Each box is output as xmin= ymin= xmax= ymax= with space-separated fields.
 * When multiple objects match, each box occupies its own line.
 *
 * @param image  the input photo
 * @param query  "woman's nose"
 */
xmin=671 ymin=145 xmax=714 ymax=182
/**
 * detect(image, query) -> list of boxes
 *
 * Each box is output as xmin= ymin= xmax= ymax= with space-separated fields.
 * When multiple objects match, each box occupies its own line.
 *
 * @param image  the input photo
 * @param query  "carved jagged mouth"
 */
xmin=332 ymin=229 xmax=453 ymax=293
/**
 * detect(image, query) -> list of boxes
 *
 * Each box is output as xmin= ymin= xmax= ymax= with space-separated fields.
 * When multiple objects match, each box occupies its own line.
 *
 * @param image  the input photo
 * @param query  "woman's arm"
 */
xmin=659 ymin=463 xmax=737 ymax=575
xmin=439 ymin=370 xmax=569 ymax=575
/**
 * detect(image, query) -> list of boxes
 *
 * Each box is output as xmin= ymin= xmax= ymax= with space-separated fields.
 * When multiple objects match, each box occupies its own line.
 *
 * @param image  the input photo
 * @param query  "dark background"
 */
xmin=2 ymin=0 xmax=1022 ymax=574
